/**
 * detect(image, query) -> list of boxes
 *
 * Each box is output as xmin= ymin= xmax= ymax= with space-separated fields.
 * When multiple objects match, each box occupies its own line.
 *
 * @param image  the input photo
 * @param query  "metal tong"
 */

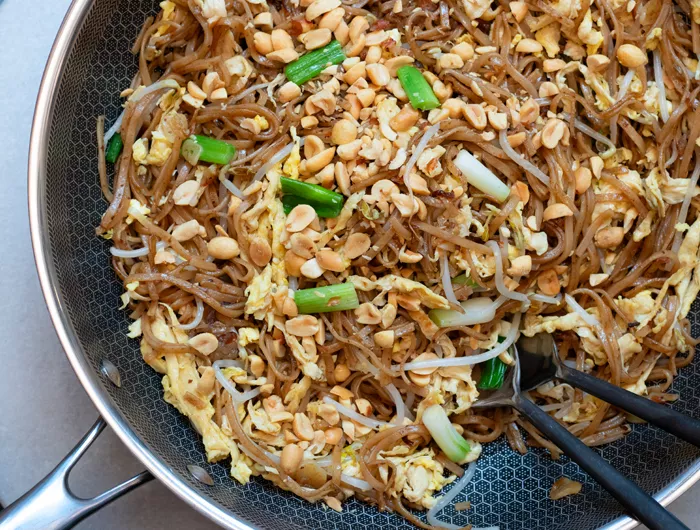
xmin=471 ymin=333 xmax=700 ymax=530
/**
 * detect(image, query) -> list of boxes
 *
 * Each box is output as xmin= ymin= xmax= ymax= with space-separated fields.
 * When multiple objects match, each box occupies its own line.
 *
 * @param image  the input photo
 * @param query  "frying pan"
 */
xmin=13 ymin=0 xmax=700 ymax=528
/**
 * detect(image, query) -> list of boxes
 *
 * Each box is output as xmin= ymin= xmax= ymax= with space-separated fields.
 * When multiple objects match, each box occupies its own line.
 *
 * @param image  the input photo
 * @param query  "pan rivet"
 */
xmin=187 ymin=464 xmax=215 ymax=486
xmin=100 ymin=359 xmax=122 ymax=388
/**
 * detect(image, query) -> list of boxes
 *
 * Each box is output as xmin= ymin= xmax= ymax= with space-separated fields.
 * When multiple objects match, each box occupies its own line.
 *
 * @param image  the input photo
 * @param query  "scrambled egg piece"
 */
xmin=381 ymin=446 xmax=458 ymax=509
xmin=523 ymin=308 xmax=606 ymax=364
xmin=131 ymin=111 xmax=187 ymax=167
xmin=119 ymin=280 xmax=141 ymax=309
xmin=142 ymin=307 xmax=253 ymax=483
xmin=453 ymin=249 xmax=496 ymax=278
xmin=580 ymin=65 xmax=614 ymax=111
xmin=197 ymin=0 xmax=227 ymax=19
xmin=339 ymin=443 xmax=363 ymax=481
xmin=125 ymin=200 xmax=151 ymax=224
xmin=254 ymin=115 xmax=269 ymax=131
xmin=127 ymin=318 xmax=142 ymax=338
xmin=132 ymin=138 xmax=149 ymax=165
xmin=536 ymin=23 xmax=561 ymax=58
xmin=667 ymin=217 xmax=700 ymax=318
xmin=163 ymin=354 xmax=240 ymax=462
xmin=418 ymin=365 xmax=480 ymax=416
xmin=283 ymin=135 xmax=302 ymax=180
xmin=349 ymin=275 xmax=450 ymax=309
xmin=550 ymin=0 xmax=582 ymax=18
xmin=147 ymin=131 xmax=172 ymax=166
xmin=577 ymin=10 xmax=604 ymax=54
xmin=284 ymin=376 xmax=312 ymax=412
xmin=156 ymin=1 xmax=177 ymax=36
xmin=618 ymin=333 xmax=643 ymax=365
xmin=693 ymin=0 xmax=700 ymax=24
xmin=247 ymin=400 xmax=280 ymax=435
xmin=238 ymin=327 xmax=260 ymax=348
xmin=641 ymin=82 xmax=672 ymax=118
xmin=242 ymin=171 xmax=288 ymax=323
xmin=318 ymin=192 xmax=365 ymax=247
xmin=616 ymin=290 xmax=658 ymax=328
xmin=221 ymin=366 xmax=266 ymax=387
xmin=283 ymin=330 xmax=324 ymax=380
xmin=245 ymin=265 xmax=273 ymax=319
xmin=561 ymin=395 xmax=601 ymax=423
xmin=456 ymin=197 xmax=487 ymax=239
xmin=643 ymin=168 xmax=700 ymax=216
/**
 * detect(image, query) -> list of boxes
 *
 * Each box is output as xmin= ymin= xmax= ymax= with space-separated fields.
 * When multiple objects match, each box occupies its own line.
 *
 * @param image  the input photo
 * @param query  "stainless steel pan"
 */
xmin=13 ymin=0 xmax=700 ymax=528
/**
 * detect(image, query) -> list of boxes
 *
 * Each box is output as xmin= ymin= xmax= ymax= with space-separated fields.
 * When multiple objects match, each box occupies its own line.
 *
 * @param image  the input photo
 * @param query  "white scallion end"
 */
xmin=454 ymin=150 xmax=510 ymax=202
xmin=422 ymin=405 xmax=478 ymax=464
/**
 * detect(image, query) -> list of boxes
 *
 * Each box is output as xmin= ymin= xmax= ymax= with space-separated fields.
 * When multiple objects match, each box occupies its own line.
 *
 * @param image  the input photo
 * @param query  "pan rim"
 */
xmin=26 ymin=1 xmax=700 ymax=529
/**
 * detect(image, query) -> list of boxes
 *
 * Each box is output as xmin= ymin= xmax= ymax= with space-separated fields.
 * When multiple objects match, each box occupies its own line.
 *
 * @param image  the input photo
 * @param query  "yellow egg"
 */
xmin=132 ymin=138 xmax=149 ymax=165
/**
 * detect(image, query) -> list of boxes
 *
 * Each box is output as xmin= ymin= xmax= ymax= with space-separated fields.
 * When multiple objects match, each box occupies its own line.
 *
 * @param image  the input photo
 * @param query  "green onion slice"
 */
xmin=285 ymin=40 xmax=346 ymax=86
xmin=281 ymin=177 xmax=344 ymax=214
xmin=282 ymin=195 xmax=341 ymax=218
xmin=452 ymin=273 xmax=480 ymax=289
xmin=478 ymin=337 xmax=509 ymax=390
xmin=397 ymin=65 xmax=440 ymax=111
xmin=181 ymin=135 xmax=237 ymax=166
xmin=429 ymin=297 xmax=500 ymax=328
xmin=294 ymin=283 xmax=359 ymax=314
xmin=422 ymin=405 xmax=475 ymax=464
xmin=454 ymin=150 xmax=510 ymax=202
xmin=477 ymin=357 xmax=508 ymax=390
xmin=105 ymin=133 xmax=123 ymax=163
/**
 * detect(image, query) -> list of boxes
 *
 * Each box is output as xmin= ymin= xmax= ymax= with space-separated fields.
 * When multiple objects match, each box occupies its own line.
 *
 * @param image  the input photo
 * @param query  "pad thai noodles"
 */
xmin=97 ymin=0 xmax=700 ymax=526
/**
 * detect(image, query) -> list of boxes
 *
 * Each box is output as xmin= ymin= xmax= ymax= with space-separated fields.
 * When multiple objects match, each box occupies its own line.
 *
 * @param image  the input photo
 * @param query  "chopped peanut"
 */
xmin=617 ymin=44 xmax=648 ymax=68
xmin=344 ymin=233 xmax=371 ymax=259
xmin=300 ymin=28 xmax=332 ymax=50
xmin=543 ymin=203 xmax=574 ymax=221
xmin=507 ymin=255 xmax=532 ymax=276
xmin=595 ymin=226 xmax=625 ymax=249
xmin=537 ymin=269 xmax=561 ymax=296
xmin=355 ymin=302 xmax=382 ymax=325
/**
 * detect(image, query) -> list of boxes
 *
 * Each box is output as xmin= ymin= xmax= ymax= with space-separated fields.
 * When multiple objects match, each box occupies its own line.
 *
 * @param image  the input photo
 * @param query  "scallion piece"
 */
xmin=281 ymin=177 xmax=344 ymax=213
xmin=282 ymin=195 xmax=341 ymax=218
xmin=181 ymin=135 xmax=236 ymax=166
xmin=397 ymin=65 xmax=440 ymax=111
xmin=452 ymin=273 xmax=480 ymax=289
xmin=422 ymin=405 xmax=476 ymax=464
xmin=105 ymin=133 xmax=123 ymax=163
xmin=429 ymin=297 xmax=499 ymax=327
xmin=285 ymin=40 xmax=346 ymax=85
xmin=454 ymin=150 xmax=510 ymax=202
xmin=294 ymin=283 xmax=359 ymax=314
xmin=477 ymin=357 xmax=508 ymax=390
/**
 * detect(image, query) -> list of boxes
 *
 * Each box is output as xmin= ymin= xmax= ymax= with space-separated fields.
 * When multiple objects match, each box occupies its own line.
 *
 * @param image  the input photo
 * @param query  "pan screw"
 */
xmin=187 ymin=464 xmax=215 ymax=486
xmin=100 ymin=359 xmax=121 ymax=388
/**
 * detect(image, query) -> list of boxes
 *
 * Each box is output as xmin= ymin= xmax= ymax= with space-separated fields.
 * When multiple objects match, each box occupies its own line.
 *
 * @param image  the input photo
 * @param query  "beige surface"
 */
xmin=0 ymin=0 xmax=698 ymax=528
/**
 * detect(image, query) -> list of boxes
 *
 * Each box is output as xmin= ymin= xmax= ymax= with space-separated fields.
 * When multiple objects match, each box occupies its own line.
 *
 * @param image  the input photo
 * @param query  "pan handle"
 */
xmin=0 ymin=417 xmax=153 ymax=530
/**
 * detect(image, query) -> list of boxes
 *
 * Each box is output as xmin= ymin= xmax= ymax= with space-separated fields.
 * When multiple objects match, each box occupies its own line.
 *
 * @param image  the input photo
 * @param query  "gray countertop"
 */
xmin=0 ymin=1 xmax=698 ymax=529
